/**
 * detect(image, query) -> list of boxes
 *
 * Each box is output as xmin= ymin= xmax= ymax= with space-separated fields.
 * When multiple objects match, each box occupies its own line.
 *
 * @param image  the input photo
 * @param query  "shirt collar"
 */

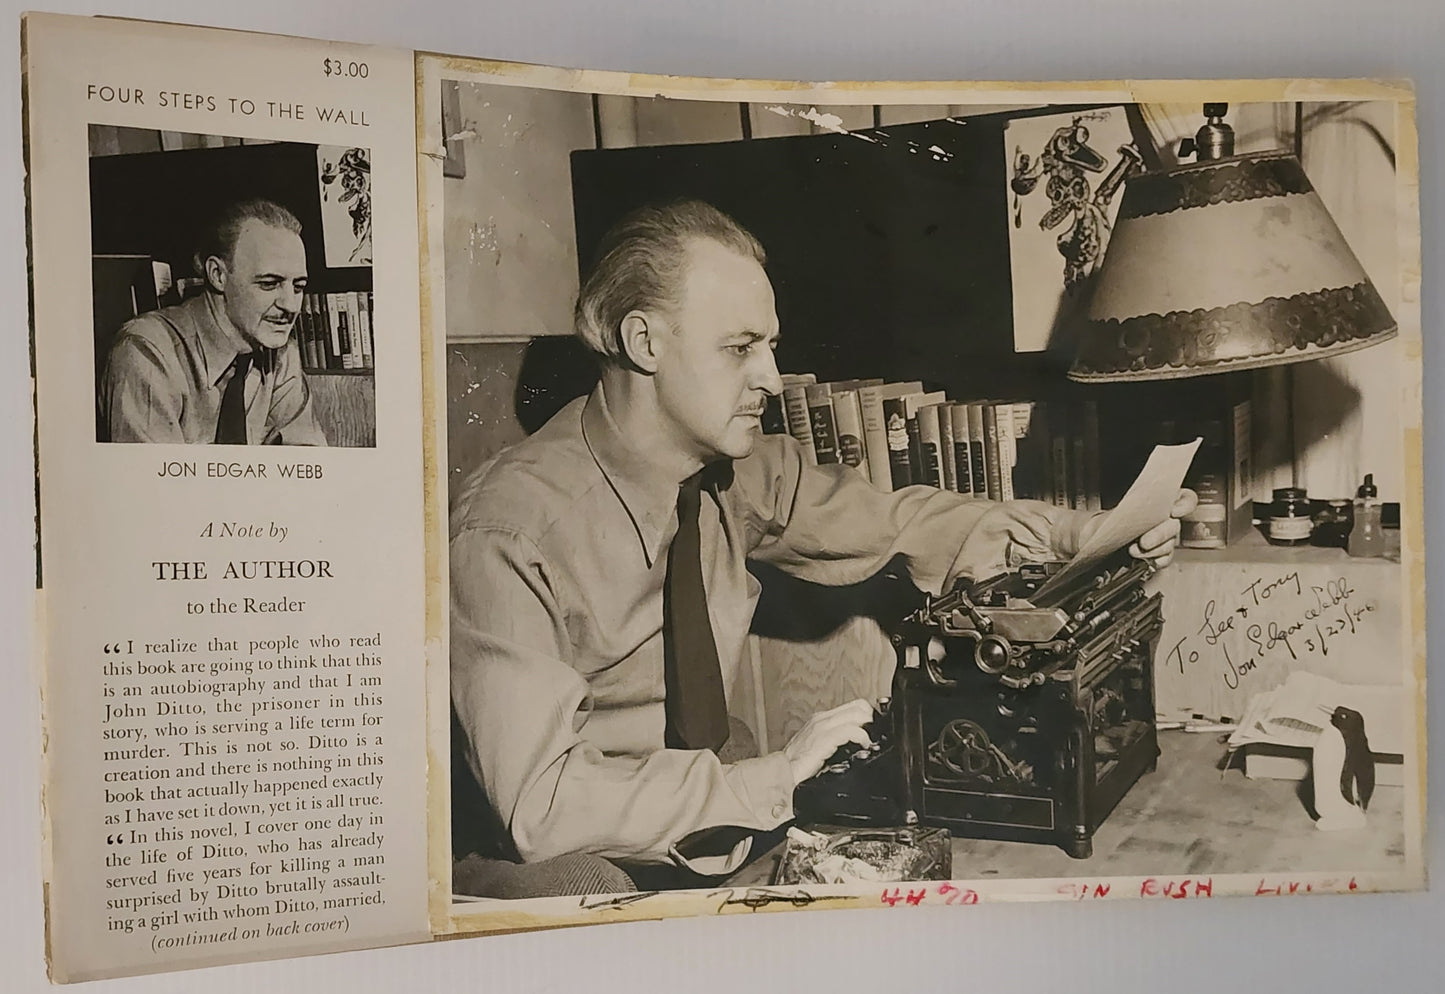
xmin=580 ymin=384 xmax=731 ymax=569
xmin=190 ymin=293 xmax=276 ymax=386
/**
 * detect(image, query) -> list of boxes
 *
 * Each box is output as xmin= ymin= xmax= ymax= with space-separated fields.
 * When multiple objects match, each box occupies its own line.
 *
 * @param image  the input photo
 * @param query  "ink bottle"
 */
xmin=1267 ymin=487 xmax=1312 ymax=546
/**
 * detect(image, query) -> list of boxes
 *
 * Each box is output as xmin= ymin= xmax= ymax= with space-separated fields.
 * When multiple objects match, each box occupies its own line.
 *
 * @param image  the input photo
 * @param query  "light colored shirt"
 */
xmin=449 ymin=383 xmax=1099 ymax=871
xmin=99 ymin=292 xmax=327 ymax=445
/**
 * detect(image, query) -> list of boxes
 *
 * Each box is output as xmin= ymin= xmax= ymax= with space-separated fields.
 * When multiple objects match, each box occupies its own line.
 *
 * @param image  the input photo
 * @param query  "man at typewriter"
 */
xmin=449 ymin=199 xmax=1192 ymax=896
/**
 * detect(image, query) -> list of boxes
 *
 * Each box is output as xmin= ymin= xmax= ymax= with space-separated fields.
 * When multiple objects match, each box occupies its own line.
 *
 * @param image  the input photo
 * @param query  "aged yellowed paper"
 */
xmin=27 ymin=13 xmax=429 ymax=980
xmin=416 ymin=56 xmax=1422 ymax=937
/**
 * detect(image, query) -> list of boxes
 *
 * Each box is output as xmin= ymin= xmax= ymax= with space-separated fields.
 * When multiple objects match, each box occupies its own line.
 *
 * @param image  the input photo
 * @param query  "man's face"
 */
xmin=212 ymin=220 xmax=308 ymax=351
xmin=651 ymin=238 xmax=784 ymax=463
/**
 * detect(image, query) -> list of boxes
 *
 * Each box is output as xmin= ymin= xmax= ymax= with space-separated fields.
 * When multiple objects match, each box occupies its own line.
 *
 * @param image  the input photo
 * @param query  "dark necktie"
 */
xmin=662 ymin=470 xmax=730 ymax=752
xmin=214 ymin=352 xmax=253 ymax=445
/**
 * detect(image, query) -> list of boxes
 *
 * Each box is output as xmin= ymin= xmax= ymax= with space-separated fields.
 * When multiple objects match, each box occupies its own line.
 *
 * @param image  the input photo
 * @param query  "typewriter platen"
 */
xmin=794 ymin=553 xmax=1163 ymax=858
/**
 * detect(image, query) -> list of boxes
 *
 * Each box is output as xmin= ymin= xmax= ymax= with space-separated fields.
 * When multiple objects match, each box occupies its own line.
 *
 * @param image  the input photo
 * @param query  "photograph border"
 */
xmin=413 ymin=57 xmax=1424 ymax=937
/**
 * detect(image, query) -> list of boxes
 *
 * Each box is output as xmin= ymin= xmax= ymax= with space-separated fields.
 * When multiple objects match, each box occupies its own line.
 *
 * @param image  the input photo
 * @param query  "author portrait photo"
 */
xmin=99 ymin=197 xmax=326 ymax=445
xmin=89 ymin=129 xmax=378 ymax=447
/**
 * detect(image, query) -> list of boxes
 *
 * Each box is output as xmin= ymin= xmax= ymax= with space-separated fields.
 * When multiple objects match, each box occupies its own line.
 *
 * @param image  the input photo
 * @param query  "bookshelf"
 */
xmin=568 ymin=105 xmax=1268 ymax=520
xmin=296 ymin=289 xmax=376 ymax=374
xmin=89 ymin=138 xmax=376 ymax=446
xmin=563 ymin=108 xmax=1345 ymax=748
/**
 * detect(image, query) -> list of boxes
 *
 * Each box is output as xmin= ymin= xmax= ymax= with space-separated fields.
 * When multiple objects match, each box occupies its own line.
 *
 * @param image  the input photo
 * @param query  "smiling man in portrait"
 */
xmin=99 ymin=197 xmax=327 ymax=445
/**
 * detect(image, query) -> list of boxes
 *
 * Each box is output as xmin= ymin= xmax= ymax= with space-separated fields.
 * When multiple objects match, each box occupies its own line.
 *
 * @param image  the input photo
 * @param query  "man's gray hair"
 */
xmin=574 ymin=200 xmax=766 ymax=363
xmin=194 ymin=198 xmax=304 ymax=277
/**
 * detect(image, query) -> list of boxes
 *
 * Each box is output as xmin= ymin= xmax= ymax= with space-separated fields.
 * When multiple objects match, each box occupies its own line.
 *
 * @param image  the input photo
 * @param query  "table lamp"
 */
xmin=1069 ymin=104 xmax=1397 ymax=383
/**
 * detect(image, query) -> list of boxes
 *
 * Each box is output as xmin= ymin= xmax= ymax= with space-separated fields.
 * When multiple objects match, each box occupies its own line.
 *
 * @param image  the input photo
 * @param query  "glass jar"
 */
xmin=1311 ymin=499 xmax=1353 ymax=548
xmin=1267 ymin=487 xmax=1313 ymax=546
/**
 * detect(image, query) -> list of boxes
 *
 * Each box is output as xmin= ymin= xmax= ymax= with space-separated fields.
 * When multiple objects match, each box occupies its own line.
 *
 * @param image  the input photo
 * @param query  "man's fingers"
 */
xmin=1136 ymin=518 xmax=1181 ymax=551
xmin=836 ymin=698 xmax=873 ymax=717
xmin=1137 ymin=530 xmax=1179 ymax=555
xmin=811 ymin=725 xmax=873 ymax=763
xmin=815 ymin=706 xmax=873 ymax=739
xmin=816 ymin=698 xmax=874 ymax=724
xmin=1171 ymin=488 xmax=1199 ymax=518
xmin=811 ymin=701 xmax=874 ymax=746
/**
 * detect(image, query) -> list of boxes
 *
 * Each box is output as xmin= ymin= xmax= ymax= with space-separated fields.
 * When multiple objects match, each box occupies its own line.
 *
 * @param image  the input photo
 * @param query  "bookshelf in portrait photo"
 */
xmin=88 ymin=130 xmax=377 ymax=446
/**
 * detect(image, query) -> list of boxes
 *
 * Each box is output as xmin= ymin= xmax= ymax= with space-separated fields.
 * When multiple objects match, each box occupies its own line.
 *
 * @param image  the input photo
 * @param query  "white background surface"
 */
xmin=3 ymin=1 xmax=1441 ymax=991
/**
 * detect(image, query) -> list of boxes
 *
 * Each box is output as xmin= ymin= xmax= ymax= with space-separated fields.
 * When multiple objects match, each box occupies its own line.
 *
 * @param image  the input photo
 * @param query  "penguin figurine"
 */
xmin=1312 ymin=705 xmax=1374 ymax=831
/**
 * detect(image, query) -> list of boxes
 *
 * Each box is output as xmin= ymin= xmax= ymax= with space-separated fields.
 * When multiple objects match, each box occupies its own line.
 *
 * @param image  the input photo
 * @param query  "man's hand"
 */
xmin=782 ymin=698 xmax=875 ymax=785
xmin=1127 ymin=488 xmax=1198 ymax=569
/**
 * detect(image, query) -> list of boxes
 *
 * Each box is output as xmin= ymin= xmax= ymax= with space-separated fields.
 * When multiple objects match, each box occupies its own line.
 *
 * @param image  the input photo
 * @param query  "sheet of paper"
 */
xmin=26 ymin=14 xmax=429 ymax=981
xmin=1033 ymin=438 xmax=1202 ymax=602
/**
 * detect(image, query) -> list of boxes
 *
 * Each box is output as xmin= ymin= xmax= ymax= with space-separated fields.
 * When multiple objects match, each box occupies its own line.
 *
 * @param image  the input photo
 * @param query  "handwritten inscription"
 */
xmin=656 ymin=875 xmax=1370 ymax=915
xmin=1140 ymin=877 xmax=1213 ymax=899
xmin=1256 ymin=876 xmax=1357 ymax=896
xmin=1166 ymin=571 xmax=1379 ymax=691
xmin=879 ymin=883 xmax=978 ymax=906
xmin=1057 ymin=882 xmax=1113 ymax=900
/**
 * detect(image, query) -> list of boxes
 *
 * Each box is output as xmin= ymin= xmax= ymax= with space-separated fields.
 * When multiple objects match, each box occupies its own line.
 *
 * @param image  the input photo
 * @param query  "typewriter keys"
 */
xmin=799 ymin=557 xmax=1164 ymax=859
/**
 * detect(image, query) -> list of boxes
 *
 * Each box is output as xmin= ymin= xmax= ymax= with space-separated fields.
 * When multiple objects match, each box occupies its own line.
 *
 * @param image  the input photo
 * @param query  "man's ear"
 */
xmin=202 ymin=254 xmax=229 ymax=293
xmin=203 ymin=254 xmax=228 ymax=294
xmin=617 ymin=309 xmax=663 ymax=374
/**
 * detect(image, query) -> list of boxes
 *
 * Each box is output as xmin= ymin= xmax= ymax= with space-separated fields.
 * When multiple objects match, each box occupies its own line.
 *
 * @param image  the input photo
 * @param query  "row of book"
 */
xmin=763 ymin=373 xmax=1102 ymax=511
xmin=295 ymin=290 xmax=375 ymax=372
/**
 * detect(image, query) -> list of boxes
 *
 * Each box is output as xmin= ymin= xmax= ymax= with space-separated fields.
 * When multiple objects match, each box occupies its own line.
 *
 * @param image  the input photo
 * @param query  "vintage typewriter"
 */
xmin=794 ymin=552 xmax=1164 ymax=858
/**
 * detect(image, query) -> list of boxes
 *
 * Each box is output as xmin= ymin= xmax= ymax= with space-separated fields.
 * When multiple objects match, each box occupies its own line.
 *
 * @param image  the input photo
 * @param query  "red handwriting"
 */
xmin=1256 ymin=877 xmax=1357 ymax=896
xmin=877 ymin=883 xmax=979 ymax=907
xmin=936 ymin=882 xmax=979 ymax=905
xmin=860 ymin=874 xmax=1359 ymax=907
xmin=1057 ymin=882 xmax=1112 ymax=900
xmin=879 ymin=887 xmax=928 ymax=907
xmin=1140 ymin=877 xmax=1213 ymax=898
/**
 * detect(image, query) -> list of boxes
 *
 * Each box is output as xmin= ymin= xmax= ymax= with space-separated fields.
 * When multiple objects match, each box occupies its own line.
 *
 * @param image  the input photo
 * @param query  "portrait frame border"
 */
xmin=412 ymin=58 xmax=1425 ymax=938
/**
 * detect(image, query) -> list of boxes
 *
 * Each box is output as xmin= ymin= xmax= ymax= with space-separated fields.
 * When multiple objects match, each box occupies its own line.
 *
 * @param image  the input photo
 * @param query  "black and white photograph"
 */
xmin=9 ymin=1 xmax=1444 ymax=991
xmin=427 ymin=71 xmax=1420 ymax=917
xmin=89 ymin=130 xmax=377 ymax=447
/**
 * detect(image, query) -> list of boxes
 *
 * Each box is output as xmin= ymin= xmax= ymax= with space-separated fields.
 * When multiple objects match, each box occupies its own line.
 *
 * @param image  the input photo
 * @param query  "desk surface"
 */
xmin=727 ymin=729 xmax=1406 ymax=886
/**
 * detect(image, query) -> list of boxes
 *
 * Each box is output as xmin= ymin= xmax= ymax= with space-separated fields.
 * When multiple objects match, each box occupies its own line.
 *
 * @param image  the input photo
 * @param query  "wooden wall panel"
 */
xmin=756 ymin=617 xmax=895 ymax=748
xmin=877 ymin=104 xmax=949 ymax=125
xmin=634 ymin=96 xmax=743 ymax=145
xmin=442 ymin=80 xmax=594 ymax=341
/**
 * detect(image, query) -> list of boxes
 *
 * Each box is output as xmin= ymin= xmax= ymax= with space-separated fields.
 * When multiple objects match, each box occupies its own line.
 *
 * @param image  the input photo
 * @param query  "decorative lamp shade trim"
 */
xmin=1069 ymin=150 xmax=1397 ymax=383
xmin=1115 ymin=152 xmax=1314 ymax=220
xmin=1071 ymin=282 xmax=1396 ymax=382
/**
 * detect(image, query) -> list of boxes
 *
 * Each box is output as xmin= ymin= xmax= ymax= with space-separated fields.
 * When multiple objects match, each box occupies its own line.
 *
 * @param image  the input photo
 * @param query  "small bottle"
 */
xmin=1348 ymin=473 xmax=1385 ymax=558
xmin=1267 ymin=487 xmax=1313 ymax=546
xmin=1311 ymin=499 xmax=1354 ymax=548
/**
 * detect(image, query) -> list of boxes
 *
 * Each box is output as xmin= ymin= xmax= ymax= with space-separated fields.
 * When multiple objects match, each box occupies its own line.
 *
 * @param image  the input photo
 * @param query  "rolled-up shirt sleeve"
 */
xmin=450 ymin=523 xmax=795 ymax=865
xmin=736 ymin=433 xmax=1102 ymax=593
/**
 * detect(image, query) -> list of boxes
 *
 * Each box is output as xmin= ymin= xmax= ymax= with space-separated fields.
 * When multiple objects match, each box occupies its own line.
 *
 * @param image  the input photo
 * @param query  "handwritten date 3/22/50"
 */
xmin=1166 ymin=572 xmax=1379 ymax=690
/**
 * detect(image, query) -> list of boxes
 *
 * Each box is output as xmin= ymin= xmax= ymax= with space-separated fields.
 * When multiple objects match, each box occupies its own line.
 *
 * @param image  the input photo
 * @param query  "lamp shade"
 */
xmin=1069 ymin=151 xmax=1396 ymax=382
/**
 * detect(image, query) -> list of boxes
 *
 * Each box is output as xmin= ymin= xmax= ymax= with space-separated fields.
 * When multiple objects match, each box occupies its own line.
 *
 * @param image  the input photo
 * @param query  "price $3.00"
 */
xmin=323 ymin=59 xmax=369 ymax=79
